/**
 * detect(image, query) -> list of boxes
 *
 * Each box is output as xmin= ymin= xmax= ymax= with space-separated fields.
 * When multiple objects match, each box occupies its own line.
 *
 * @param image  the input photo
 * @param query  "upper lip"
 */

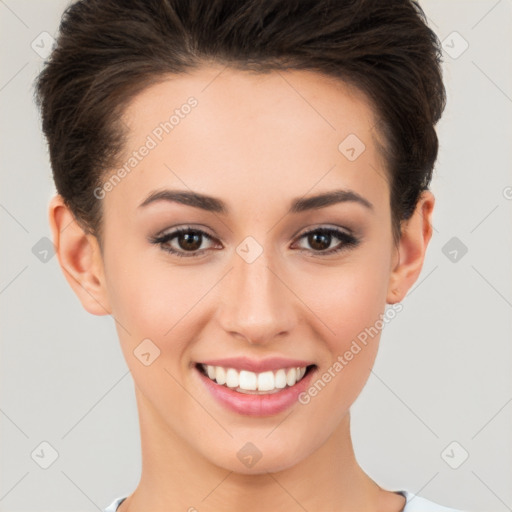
xmin=197 ymin=357 xmax=315 ymax=373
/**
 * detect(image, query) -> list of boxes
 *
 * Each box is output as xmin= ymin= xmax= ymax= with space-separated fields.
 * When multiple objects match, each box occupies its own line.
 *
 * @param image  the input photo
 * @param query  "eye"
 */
xmin=150 ymin=225 xmax=360 ymax=259
xmin=293 ymin=227 xmax=360 ymax=256
xmin=149 ymin=226 xmax=219 ymax=258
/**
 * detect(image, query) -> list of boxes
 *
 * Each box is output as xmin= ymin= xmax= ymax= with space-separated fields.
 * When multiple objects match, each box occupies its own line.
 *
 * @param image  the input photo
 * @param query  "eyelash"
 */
xmin=150 ymin=226 xmax=360 ymax=259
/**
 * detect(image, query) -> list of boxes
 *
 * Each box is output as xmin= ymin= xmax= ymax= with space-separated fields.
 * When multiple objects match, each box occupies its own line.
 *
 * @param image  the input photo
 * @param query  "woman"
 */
xmin=35 ymin=0 xmax=465 ymax=510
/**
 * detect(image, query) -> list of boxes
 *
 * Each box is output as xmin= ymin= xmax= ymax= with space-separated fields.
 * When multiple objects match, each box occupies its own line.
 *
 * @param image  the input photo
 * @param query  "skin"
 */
xmin=49 ymin=65 xmax=434 ymax=512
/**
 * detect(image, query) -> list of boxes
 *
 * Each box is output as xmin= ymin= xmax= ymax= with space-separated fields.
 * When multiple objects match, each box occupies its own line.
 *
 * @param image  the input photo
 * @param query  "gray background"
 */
xmin=1 ymin=1 xmax=511 ymax=511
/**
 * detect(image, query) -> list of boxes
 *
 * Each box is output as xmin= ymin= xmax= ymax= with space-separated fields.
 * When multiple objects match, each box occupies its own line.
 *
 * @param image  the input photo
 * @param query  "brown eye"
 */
xmin=295 ymin=227 xmax=360 ymax=255
xmin=150 ymin=227 xmax=218 ymax=258
xmin=176 ymin=231 xmax=203 ymax=251
xmin=307 ymin=231 xmax=332 ymax=251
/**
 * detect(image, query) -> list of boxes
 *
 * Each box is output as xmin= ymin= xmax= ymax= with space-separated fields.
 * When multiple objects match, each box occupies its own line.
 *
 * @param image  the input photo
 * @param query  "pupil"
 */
xmin=310 ymin=232 xmax=330 ymax=251
xmin=179 ymin=232 xmax=201 ymax=251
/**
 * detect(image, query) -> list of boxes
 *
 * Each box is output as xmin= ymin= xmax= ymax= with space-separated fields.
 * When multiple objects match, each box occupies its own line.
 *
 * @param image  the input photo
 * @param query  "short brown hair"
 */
xmin=35 ymin=0 xmax=446 ymax=244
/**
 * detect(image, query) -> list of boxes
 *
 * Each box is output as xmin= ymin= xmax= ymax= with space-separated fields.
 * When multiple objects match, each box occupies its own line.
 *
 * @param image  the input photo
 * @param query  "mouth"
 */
xmin=193 ymin=362 xmax=318 ymax=416
xmin=195 ymin=362 xmax=317 ymax=394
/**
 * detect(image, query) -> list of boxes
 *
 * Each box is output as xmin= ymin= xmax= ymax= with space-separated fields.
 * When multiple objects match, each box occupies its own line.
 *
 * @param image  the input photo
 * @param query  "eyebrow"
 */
xmin=138 ymin=188 xmax=374 ymax=214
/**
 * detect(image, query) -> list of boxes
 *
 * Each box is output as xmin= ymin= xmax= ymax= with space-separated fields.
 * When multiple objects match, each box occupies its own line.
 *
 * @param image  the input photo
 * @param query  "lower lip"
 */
xmin=195 ymin=365 xmax=318 ymax=417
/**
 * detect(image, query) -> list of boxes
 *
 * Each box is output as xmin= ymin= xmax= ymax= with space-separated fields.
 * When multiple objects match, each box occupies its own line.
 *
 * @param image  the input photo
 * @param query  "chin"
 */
xmin=199 ymin=432 xmax=317 ymax=476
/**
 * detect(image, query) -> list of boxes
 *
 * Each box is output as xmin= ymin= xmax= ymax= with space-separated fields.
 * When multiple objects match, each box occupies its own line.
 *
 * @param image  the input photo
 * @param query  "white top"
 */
xmin=104 ymin=490 xmax=465 ymax=511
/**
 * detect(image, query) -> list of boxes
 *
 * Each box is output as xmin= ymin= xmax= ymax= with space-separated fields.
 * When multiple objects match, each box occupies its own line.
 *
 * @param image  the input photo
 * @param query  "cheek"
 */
xmin=297 ymin=252 xmax=391 ymax=401
xmin=289 ymin=295 xmax=383 ymax=443
xmin=103 ymin=242 xmax=202 ymax=332
xmin=303 ymin=255 xmax=390 ymax=351
xmin=102 ymin=251 xmax=208 ymax=402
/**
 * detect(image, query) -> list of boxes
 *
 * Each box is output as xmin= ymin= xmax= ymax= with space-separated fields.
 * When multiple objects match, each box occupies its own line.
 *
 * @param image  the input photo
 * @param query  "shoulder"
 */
xmin=104 ymin=496 xmax=127 ymax=512
xmin=398 ymin=490 xmax=467 ymax=512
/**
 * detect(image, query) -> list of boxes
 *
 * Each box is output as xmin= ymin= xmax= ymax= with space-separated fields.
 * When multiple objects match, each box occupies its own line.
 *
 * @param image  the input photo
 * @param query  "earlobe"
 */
xmin=386 ymin=190 xmax=435 ymax=304
xmin=48 ymin=195 xmax=112 ymax=315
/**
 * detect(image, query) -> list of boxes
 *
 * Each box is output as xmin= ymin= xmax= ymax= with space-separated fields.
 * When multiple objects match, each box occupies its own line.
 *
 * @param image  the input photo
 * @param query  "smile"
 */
xmin=198 ymin=363 xmax=311 ymax=394
xmin=194 ymin=362 xmax=318 ymax=416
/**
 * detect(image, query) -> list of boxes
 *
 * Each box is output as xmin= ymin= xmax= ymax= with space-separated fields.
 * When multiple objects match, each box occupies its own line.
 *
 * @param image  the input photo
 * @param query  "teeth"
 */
xmin=257 ymin=371 xmax=275 ymax=391
xmin=225 ymin=368 xmax=239 ymax=388
xmin=200 ymin=364 xmax=310 ymax=393
xmin=215 ymin=366 xmax=226 ymax=386
xmin=275 ymin=369 xmax=287 ymax=389
xmin=207 ymin=365 xmax=216 ymax=380
xmin=286 ymin=367 xmax=297 ymax=386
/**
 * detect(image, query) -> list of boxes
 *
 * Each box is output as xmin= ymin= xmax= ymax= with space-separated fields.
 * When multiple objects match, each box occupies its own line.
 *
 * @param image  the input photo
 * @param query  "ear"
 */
xmin=386 ymin=190 xmax=435 ymax=304
xmin=48 ymin=195 xmax=111 ymax=315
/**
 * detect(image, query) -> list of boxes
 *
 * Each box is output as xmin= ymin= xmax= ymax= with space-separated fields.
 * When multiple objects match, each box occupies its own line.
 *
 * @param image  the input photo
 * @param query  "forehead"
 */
xmin=110 ymin=65 xmax=388 ymax=216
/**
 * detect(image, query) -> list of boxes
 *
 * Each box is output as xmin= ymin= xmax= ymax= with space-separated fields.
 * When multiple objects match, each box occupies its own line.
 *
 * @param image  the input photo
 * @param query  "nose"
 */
xmin=216 ymin=244 xmax=296 ymax=345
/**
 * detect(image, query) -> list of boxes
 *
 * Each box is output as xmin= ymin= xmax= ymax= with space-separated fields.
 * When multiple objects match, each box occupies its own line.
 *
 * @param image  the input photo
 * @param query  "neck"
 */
xmin=119 ymin=386 xmax=401 ymax=512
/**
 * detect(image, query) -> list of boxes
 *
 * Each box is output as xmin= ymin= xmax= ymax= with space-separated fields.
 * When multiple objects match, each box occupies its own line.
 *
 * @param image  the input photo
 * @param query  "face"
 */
xmin=96 ymin=66 xmax=400 ymax=473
